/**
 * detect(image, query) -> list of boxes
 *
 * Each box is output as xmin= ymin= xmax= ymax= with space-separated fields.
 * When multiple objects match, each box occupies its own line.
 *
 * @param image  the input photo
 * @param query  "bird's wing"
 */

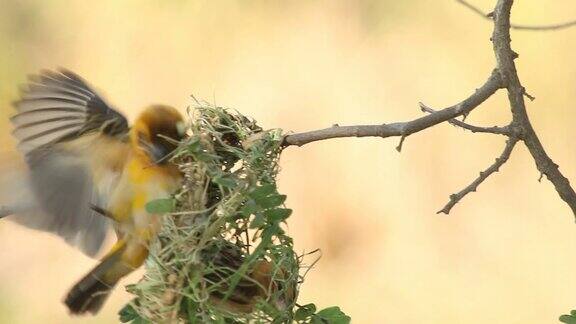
xmin=12 ymin=68 xmax=128 ymax=153
xmin=7 ymin=68 xmax=130 ymax=257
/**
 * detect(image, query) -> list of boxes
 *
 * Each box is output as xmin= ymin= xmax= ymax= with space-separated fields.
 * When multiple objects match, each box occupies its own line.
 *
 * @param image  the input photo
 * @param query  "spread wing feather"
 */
xmin=7 ymin=69 xmax=130 ymax=257
xmin=12 ymin=69 xmax=128 ymax=155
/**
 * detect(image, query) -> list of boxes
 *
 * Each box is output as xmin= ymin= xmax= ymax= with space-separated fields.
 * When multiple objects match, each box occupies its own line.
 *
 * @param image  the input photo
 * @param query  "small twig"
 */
xmin=89 ymin=204 xmax=115 ymax=220
xmin=300 ymin=249 xmax=322 ymax=281
xmin=509 ymin=21 xmax=576 ymax=31
xmin=523 ymin=90 xmax=535 ymax=101
xmin=396 ymin=135 xmax=406 ymax=152
xmin=456 ymin=0 xmax=488 ymax=18
xmin=457 ymin=0 xmax=576 ymax=31
xmin=244 ymin=226 xmax=250 ymax=255
xmin=420 ymin=103 xmax=511 ymax=135
xmin=282 ymin=70 xmax=503 ymax=147
xmin=438 ymin=137 xmax=519 ymax=214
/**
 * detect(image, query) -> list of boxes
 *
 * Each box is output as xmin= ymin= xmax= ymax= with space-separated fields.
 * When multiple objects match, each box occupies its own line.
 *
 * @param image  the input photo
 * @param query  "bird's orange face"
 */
xmin=131 ymin=105 xmax=186 ymax=165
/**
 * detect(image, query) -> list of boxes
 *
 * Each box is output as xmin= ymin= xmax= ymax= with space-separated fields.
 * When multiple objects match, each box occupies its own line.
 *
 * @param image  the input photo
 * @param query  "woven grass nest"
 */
xmin=118 ymin=103 xmax=349 ymax=323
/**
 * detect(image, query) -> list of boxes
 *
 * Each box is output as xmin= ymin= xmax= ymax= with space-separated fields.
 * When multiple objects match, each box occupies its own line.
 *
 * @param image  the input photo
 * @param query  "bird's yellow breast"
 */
xmin=109 ymin=152 xmax=181 ymax=230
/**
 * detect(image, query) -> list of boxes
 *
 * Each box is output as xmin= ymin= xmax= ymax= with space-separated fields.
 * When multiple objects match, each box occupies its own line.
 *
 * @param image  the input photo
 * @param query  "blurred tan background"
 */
xmin=1 ymin=0 xmax=576 ymax=323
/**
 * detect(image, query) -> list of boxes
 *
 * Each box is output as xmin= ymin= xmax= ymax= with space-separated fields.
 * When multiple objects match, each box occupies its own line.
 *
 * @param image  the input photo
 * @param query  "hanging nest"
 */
xmin=119 ymin=102 xmax=350 ymax=323
xmin=119 ymin=102 xmax=301 ymax=323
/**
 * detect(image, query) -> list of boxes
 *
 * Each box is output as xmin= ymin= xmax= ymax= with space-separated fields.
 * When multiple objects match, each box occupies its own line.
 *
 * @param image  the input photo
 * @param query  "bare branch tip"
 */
xmin=396 ymin=135 xmax=407 ymax=152
xmin=523 ymin=89 xmax=535 ymax=101
xmin=418 ymin=102 xmax=429 ymax=112
xmin=458 ymin=0 xmax=576 ymax=32
xmin=438 ymin=138 xmax=518 ymax=217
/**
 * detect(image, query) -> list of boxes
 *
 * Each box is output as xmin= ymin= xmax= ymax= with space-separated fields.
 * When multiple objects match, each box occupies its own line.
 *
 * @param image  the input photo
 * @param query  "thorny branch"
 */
xmin=437 ymin=138 xmax=519 ymax=214
xmin=283 ymin=0 xmax=576 ymax=217
xmin=491 ymin=0 xmax=576 ymax=216
xmin=419 ymin=103 xmax=511 ymax=136
xmin=282 ymin=70 xmax=503 ymax=147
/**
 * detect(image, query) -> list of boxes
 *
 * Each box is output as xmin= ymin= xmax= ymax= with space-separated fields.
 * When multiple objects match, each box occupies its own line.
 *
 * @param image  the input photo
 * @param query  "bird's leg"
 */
xmin=90 ymin=204 xmax=115 ymax=220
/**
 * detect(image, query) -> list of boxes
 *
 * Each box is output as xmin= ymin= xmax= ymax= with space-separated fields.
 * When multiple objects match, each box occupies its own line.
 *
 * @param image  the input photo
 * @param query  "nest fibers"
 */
xmin=120 ymin=103 xmax=305 ymax=323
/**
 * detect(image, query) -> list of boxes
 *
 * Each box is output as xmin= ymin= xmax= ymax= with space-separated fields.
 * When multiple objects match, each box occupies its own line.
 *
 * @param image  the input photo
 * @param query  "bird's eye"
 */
xmin=176 ymin=121 xmax=186 ymax=137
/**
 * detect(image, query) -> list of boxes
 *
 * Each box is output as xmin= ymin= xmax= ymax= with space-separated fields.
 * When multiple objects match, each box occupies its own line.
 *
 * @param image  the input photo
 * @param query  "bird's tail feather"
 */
xmin=64 ymin=241 xmax=128 ymax=315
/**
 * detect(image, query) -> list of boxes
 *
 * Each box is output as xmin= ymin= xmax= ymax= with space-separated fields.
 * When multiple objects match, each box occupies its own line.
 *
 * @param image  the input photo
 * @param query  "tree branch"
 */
xmin=438 ymin=137 xmax=519 ymax=214
xmin=420 ymin=102 xmax=511 ymax=136
xmin=281 ymin=0 xmax=576 ymax=218
xmin=492 ymin=0 xmax=576 ymax=217
xmin=282 ymin=70 xmax=503 ymax=147
xmin=457 ymin=0 xmax=576 ymax=31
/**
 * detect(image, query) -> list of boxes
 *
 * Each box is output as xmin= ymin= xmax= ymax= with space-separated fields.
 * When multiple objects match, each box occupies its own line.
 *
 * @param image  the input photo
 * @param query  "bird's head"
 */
xmin=131 ymin=105 xmax=186 ymax=165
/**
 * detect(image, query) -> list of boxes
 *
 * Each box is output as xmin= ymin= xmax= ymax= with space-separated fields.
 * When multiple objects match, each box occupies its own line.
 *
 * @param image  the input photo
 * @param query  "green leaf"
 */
xmin=255 ymin=194 xmax=287 ymax=208
xmin=264 ymin=208 xmax=292 ymax=223
xmin=295 ymin=303 xmax=317 ymax=321
xmin=184 ymin=297 xmax=200 ymax=324
xmin=212 ymin=176 xmax=237 ymax=188
xmin=261 ymin=222 xmax=284 ymax=236
xmin=186 ymin=138 xmax=202 ymax=153
xmin=250 ymin=213 xmax=266 ymax=229
xmin=118 ymin=304 xmax=140 ymax=323
xmin=132 ymin=317 xmax=150 ymax=324
xmin=194 ymin=152 xmax=214 ymax=162
xmin=145 ymin=198 xmax=175 ymax=214
xmin=249 ymin=183 xmax=276 ymax=200
xmin=314 ymin=306 xmax=351 ymax=324
xmin=241 ymin=200 xmax=259 ymax=217
xmin=561 ymin=314 xmax=576 ymax=324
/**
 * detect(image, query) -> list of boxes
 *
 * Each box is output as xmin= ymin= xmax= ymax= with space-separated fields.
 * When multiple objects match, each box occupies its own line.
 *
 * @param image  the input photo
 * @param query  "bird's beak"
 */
xmin=138 ymin=135 xmax=171 ymax=165
xmin=150 ymin=143 xmax=173 ymax=164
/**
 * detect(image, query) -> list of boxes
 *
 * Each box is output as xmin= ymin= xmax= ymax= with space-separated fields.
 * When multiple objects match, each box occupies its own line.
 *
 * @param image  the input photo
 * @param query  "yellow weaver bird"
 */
xmin=1 ymin=69 xmax=290 ymax=316
xmin=4 ymin=69 xmax=185 ymax=314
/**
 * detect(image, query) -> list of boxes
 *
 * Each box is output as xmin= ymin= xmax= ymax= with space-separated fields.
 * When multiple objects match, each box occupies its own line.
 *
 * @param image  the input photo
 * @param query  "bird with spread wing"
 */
xmin=0 ymin=69 xmax=290 ymax=317
xmin=2 ymin=69 xmax=185 ymax=314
